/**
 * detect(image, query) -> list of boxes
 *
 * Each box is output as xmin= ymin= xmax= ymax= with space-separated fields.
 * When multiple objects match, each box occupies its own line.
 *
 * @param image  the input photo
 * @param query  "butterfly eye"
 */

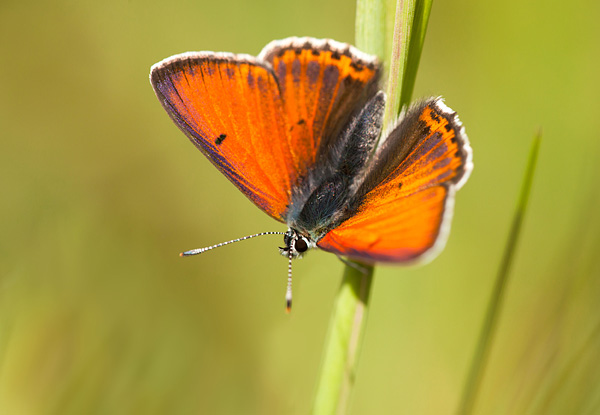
xmin=295 ymin=237 xmax=308 ymax=253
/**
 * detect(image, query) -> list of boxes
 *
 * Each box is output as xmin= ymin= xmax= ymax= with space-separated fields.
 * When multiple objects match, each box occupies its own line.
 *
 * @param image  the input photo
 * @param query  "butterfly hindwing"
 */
xmin=317 ymin=186 xmax=449 ymax=262
xmin=317 ymin=98 xmax=473 ymax=263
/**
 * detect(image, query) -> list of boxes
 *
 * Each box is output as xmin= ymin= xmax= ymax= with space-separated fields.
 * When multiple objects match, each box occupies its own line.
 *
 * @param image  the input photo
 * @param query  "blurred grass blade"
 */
xmin=457 ymin=132 xmax=542 ymax=415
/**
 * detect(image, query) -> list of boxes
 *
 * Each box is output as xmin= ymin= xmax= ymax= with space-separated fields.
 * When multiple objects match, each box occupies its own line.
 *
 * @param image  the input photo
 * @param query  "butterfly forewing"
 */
xmin=151 ymin=54 xmax=296 ymax=221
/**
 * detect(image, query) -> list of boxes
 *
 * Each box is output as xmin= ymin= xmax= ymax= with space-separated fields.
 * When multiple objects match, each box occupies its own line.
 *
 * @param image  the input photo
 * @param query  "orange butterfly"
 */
xmin=150 ymin=37 xmax=473 ymax=311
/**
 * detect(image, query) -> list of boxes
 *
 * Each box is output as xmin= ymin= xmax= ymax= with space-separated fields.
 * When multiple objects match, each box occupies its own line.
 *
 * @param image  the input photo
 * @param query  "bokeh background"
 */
xmin=1 ymin=0 xmax=599 ymax=413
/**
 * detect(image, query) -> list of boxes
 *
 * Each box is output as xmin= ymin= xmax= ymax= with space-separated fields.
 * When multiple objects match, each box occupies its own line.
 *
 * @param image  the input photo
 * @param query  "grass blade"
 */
xmin=400 ymin=0 xmax=432 ymax=106
xmin=382 ymin=0 xmax=416 ymax=130
xmin=457 ymin=132 xmax=542 ymax=415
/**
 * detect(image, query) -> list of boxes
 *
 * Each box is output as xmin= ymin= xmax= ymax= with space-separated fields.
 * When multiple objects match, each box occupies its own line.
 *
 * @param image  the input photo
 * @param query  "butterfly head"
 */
xmin=280 ymin=228 xmax=316 ymax=259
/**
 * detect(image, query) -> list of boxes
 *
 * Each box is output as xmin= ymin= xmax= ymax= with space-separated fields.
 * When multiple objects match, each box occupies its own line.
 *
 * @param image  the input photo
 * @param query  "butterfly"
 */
xmin=150 ymin=37 xmax=473 ymax=311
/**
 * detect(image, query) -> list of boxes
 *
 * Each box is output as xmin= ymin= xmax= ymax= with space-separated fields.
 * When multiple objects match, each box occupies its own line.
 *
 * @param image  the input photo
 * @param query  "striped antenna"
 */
xmin=179 ymin=231 xmax=286 ymax=257
xmin=286 ymin=248 xmax=293 ymax=313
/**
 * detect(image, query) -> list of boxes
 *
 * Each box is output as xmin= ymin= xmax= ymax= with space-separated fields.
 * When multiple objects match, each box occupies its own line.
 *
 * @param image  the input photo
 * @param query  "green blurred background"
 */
xmin=1 ymin=0 xmax=599 ymax=413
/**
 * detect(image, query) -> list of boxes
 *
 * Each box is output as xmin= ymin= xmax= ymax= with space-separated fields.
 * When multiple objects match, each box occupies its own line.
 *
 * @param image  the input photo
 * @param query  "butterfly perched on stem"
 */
xmin=150 ymin=37 xmax=472 ymax=311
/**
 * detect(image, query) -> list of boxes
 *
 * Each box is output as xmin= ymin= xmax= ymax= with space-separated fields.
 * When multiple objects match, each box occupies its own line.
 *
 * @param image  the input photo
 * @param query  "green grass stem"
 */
xmin=382 ymin=0 xmax=416 ymax=130
xmin=311 ymin=1 xmax=432 ymax=413
xmin=399 ymin=0 xmax=432 ymax=107
xmin=311 ymin=264 xmax=374 ymax=415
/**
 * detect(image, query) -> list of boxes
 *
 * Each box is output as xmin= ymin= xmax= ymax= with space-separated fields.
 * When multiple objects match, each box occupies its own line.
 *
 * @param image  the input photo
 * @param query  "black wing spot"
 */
xmin=398 ymin=182 xmax=403 ymax=189
xmin=350 ymin=62 xmax=364 ymax=72
xmin=331 ymin=50 xmax=341 ymax=60
xmin=430 ymin=111 xmax=441 ymax=123
xmin=443 ymin=123 xmax=453 ymax=132
xmin=215 ymin=134 xmax=227 ymax=145
xmin=290 ymin=119 xmax=306 ymax=131
xmin=311 ymin=49 xmax=321 ymax=56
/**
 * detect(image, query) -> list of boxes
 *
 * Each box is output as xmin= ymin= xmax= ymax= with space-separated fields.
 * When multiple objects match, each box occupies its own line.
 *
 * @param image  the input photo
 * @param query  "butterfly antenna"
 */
xmin=179 ymin=231 xmax=286 ymax=257
xmin=286 ymin=248 xmax=293 ymax=313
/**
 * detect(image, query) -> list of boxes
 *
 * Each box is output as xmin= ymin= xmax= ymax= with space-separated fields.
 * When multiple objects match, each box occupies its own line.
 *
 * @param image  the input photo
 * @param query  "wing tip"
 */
xmin=430 ymin=97 xmax=474 ymax=191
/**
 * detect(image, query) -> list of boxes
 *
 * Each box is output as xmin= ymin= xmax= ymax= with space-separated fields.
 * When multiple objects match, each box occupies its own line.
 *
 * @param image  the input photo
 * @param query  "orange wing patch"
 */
xmin=260 ymin=38 xmax=381 ymax=178
xmin=151 ymin=54 xmax=296 ymax=221
xmin=318 ymin=186 xmax=448 ymax=263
